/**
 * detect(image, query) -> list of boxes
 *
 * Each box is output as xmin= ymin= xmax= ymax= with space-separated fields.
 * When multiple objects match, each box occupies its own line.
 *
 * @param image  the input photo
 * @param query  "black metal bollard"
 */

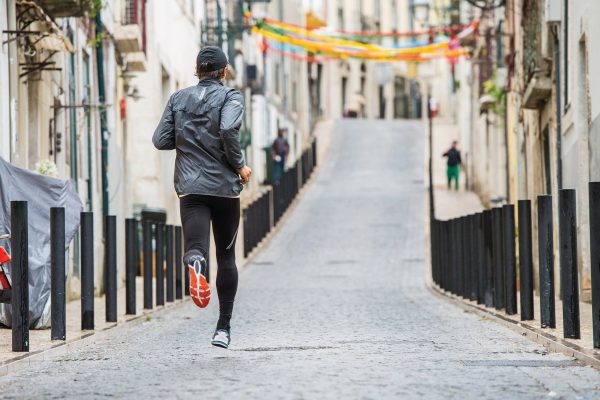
xmin=50 ymin=207 xmax=66 ymax=340
xmin=104 ymin=215 xmax=117 ymax=323
xmin=11 ymin=201 xmax=29 ymax=351
xmin=503 ymin=205 xmax=517 ymax=315
xmin=450 ymin=218 xmax=458 ymax=295
xmin=476 ymin=212 xmax=485 ymax=304
xmin=518 ymin=200 xmax=534 ymax=320
xmin=437 ymin=219 xmax=442 ymax=287
xmin=589 ymin=182 xmax=600 ymax=348
xmin=80 ymin=211 xmax=94 ymax=330
xmin=469 ymin=214 xmax=479 ymax=301
xmin=155 ymin=223 xmax=165 ymax=306
xmin=166 ymin=225 xmax=174 ymax=302
xmin=558 ymin=189 xmax=580 ymax=339
xmin=492 ymin=208 xmax=505 ymax=310
xmin=462 ymin=216 xmax=471 ymax=299
xmin=483 ymin=209 xmax=494 ymax=307
xmin=125 ymin=218 xmax=136 ymax=315
xmin=455 ymin=218 xmax=462 ymax=296
xmin=175 ymin=226 xmax=183 ymax=299
xmin=538 ymin=195 xmax=556 ymax=328
xmin=143 ymin=220 xmax=153 ymax=309
xmin=443 ymin=220 xmax=450 ymax=291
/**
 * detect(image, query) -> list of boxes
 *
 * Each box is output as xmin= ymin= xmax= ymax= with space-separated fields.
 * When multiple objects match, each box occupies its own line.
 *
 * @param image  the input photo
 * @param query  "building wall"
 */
xmin=126 ymin=0 xmax=201 ymax=225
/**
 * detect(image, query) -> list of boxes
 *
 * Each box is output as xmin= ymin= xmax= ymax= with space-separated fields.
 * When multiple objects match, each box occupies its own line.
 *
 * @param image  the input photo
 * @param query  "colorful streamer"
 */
xmin=247 ymin=11 xmax=474 ymax=63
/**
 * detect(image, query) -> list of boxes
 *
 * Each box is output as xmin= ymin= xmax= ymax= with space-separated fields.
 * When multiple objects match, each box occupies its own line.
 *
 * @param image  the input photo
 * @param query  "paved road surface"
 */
xmin=1 ymin=120 xmax=599 ymax=399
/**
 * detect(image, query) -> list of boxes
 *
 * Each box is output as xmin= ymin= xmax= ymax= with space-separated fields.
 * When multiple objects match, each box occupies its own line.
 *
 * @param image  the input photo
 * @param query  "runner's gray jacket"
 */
xmin=152 ymin=78 xmax=245 ymax=198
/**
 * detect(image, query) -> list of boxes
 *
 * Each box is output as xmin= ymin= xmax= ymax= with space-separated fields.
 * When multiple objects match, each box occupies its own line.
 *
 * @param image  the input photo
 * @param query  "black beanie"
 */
xmin=196 ymin=46 xmax=228 ymax=72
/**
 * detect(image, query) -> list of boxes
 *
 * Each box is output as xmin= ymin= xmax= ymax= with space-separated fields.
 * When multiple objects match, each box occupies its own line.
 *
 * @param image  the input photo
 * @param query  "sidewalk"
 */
xmin=0 ymin=277 xmax=185 ymax=365
xmin=431 ymin=120 xmax=600 ymax=367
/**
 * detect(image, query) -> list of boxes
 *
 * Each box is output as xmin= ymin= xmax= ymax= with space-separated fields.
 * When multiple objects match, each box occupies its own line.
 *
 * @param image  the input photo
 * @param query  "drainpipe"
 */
xmin=7 ymin=0 xmax=18 ymax=162
xmin=95 ymin=13 xmax=109 ymax=216
xmin=553 ymin=26 xmax=563 ymax=190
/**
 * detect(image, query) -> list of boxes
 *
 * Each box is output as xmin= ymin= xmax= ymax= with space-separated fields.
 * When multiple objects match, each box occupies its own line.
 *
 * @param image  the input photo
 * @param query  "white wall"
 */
xmin=127 ymin=0 xmax=202 ymax=225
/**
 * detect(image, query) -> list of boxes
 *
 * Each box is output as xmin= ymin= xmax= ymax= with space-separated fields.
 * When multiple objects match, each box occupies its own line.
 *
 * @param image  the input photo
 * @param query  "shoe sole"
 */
xmin=188 ymin=264 xmax=210 ymax=308
xmin=211 ymin=340 xmax=229 ymax=349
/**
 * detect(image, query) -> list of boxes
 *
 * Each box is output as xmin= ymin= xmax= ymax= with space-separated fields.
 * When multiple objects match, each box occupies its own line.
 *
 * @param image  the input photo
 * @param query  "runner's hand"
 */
xmin=238 ymin=166 xmax=252 ymax=184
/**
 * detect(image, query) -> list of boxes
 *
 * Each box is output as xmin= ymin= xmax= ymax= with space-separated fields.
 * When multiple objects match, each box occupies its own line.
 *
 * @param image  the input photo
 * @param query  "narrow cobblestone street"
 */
xmin=1 ymin=120 xmax=599 ymax=399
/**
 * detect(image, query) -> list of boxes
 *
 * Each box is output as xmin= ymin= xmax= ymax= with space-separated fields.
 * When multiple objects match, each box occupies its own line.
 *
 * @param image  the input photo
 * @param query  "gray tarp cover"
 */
xmin=0 ymin=157 xmax=82 ymax=328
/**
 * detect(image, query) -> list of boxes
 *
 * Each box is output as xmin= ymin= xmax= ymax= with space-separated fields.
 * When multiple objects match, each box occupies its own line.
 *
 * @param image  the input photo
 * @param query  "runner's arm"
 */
xmin=153 ymin=95 xmax=176 ymax=150
xmin=220 ymin=90 xmax=246 ymax=171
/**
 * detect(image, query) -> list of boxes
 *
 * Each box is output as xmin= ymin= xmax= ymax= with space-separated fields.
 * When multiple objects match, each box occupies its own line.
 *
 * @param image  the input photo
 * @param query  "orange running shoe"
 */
xmin=188 ymin=258 xmax=210 ymax=308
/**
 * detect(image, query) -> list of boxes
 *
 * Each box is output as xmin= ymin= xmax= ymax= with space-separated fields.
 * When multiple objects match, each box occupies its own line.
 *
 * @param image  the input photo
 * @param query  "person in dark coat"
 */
xmin=443 ymin=141 xmax=462 ymax=191
xmin=271 ymin=128 xmax=290 ymax=183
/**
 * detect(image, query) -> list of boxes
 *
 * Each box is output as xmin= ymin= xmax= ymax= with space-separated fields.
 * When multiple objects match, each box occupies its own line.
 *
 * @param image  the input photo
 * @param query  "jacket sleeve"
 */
xmin=220 ymin=90 xmax=246 ymax=170
xmin=152 ymin=94 xmax=176 ymax=150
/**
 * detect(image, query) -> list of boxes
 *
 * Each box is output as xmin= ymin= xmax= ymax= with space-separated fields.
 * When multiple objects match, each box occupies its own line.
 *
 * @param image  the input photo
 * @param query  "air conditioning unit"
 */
xmin=545 ymin=0 xmax=561 ymax=25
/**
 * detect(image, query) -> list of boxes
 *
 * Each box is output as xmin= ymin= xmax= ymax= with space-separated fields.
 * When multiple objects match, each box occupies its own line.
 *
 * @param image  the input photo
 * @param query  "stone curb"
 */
xmin=423 ymin=188 xmax=600 ymax=371
xmin=425 ymin=278 xmax=600 ymax=370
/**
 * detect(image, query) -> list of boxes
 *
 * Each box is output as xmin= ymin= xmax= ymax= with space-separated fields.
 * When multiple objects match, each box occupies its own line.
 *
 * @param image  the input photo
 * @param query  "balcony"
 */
xmin=33 ymin=0 xmax=90 ymax=18
xmin=125 ymin=52 xmax=146 ymax=72
xmin=523 ymin=71 xmax=552 ymax=110
xmin=114 ymin=24 xmax=142 ymax=54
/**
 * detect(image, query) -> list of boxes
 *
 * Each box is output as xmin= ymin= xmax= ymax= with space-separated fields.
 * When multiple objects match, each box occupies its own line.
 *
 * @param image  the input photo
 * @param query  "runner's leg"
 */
xmin=180 ymin=195 xmax=211 ymax=269
xmin=210 ymin=197 xmax=240 ymax=331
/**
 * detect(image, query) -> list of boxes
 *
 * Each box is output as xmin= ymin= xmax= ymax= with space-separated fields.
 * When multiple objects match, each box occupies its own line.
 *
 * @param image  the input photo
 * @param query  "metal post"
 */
xmin=104 ymin=215 xmax=117 ymax=322
xmin=143 ymin=221 xmax=152 ymax=309
xmin=450 ymin=219 xmax=458 ymax=294
xmin=483 ymin=209 xmax=494 ymax=307
xmin=125 ymin=219 xmax=136 ymax=315
xmin=155 ymin=223 xmax=165 ymax=306
xmin=50 ymin=207 xmax=66 ymax=340
xmin=518 ymin=200 xmax=534 ymax=320
xmin=442 ymin=220 xmax=449 ymax=291
xmin=503 ymin=204 xmax=517 ymax=315
xmin=81 ymin=212 xmax=94 ymax=330
xmin=166 ymin=225 xmax=174 ymax=302
xmin=538 ymin=195 xmax=556 ymax=328
xmin=458 ymin=218 xmax=465 ymax=296
xmin=11 ymin=201 xmax=29 ymax=351
xmin=476 ymin=212 xmax=485 ymax=304
xmin=462 ymin=217 xmax=470 ymax=299
xmin=175 ymin=226 xmax=183 ymax=299
xmin=470 ymin=214 xmax=479 ymax=301
xmin=492 ymin=208 xmax=505 ymax=310
xmin=589 ymin=182 xmax=600 ymax=348
xmin=558 ymin=189 xmax=580 ymax=338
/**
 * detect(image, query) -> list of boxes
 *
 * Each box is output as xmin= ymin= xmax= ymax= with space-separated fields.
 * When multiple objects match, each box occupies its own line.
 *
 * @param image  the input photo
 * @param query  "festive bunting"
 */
xmin=247 ymin=11 xmax=475 ymax=63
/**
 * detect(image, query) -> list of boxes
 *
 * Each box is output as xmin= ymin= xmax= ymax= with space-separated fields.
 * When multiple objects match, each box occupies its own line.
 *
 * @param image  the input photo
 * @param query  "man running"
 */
xmin=153 ymin=46 xmax=252 ymax=349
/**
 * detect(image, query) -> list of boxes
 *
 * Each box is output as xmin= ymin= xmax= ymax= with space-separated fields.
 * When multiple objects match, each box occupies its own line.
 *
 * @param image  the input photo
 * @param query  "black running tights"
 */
xmin=180 ymin=194 xmax=239 ymax=330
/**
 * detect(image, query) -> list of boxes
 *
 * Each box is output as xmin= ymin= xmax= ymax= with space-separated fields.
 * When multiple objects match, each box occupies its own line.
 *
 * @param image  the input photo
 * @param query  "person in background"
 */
xmin=272 ymin=128 xmax=290 ymax=183
xmin=443 ymin=140 xmax=461 ymax=191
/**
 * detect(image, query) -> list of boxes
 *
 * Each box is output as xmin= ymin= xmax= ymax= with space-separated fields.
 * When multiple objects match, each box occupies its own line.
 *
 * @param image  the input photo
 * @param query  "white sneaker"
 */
xmin=211 ymin=329 xmax=230 ymax=349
